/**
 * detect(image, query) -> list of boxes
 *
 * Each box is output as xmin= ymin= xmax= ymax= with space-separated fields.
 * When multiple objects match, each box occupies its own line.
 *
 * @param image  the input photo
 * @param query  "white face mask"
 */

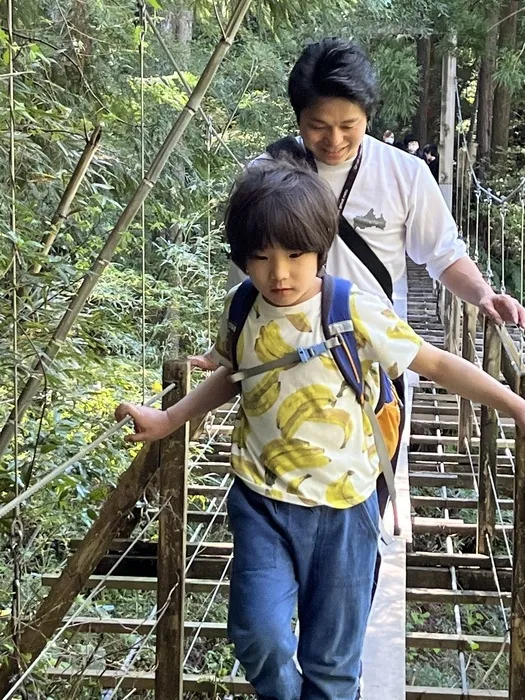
xmin=385 ymin=136 xmax=394 ymax=145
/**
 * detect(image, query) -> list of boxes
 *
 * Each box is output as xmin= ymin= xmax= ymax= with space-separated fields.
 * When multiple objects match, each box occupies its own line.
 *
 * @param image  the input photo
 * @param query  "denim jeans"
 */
xmin=227 ymin=478 xmax=379 ymax=700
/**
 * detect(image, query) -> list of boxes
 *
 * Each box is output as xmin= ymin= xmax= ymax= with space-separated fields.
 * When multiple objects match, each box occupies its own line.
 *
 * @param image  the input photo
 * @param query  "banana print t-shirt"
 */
xmin=212 ymin=284 xmax=423 ymax=508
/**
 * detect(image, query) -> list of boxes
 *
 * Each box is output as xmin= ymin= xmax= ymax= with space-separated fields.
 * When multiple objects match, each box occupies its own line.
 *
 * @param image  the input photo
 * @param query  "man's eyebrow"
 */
xmin=308 ymin=117 xmax=359 ymax=125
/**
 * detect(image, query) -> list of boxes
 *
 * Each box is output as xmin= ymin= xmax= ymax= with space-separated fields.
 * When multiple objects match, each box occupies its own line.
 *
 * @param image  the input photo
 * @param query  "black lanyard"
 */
xmin=305 ymin=143 xmax=363 ymax=214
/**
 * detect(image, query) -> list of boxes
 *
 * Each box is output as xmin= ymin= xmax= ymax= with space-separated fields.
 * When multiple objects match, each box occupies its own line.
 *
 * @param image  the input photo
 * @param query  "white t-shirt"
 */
xmin=226 ymin=134 xmax=466 ymax=319
xmin=212 ymin=283 xmax=422 ymax=507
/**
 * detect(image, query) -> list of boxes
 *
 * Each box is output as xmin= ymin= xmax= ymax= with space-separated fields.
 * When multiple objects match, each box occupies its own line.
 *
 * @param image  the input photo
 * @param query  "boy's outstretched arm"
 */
xmin=409 ymin=342 xmax=525 ymax=431
xmin=115 ymin=366 xmax=238 ymax=443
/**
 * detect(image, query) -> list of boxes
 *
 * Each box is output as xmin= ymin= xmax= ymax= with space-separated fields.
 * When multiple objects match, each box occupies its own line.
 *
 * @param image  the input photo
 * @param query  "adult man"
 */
xmin=193 ymin=37 xmax=524 ymax=375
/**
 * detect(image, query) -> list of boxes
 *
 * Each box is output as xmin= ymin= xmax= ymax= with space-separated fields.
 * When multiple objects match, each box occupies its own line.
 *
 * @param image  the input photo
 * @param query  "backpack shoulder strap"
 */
xmin=321 ymin=274 xmax=364 ymax=401
xmin=227 ymin=280 xmax=259 ymax=372
xmin=266 ymin=136 xmax=309 ymax=162
xmin=322 ymin=273 xmax=400 ymax=537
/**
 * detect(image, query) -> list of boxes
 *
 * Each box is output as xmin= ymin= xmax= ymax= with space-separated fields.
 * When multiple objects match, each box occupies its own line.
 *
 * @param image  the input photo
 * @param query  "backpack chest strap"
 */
xmin=229 ymin=336 xmax=341 ymax=383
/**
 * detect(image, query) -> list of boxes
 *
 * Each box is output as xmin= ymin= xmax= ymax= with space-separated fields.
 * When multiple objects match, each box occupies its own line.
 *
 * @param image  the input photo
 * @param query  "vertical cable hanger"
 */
xmin=486 ymin=194 xmax=493 ymax=286
xmin=7 ymin=1 xmax=26 ymax=695
xmin=499 ymin=203 xmax=507 ymax=295
xmin=520 ymin=187 xmax=525 ymax=370
xmin=138 ymin=0 xmax=147 ymax=403
xmin=207 ymin=122 xmax=212 ymax=342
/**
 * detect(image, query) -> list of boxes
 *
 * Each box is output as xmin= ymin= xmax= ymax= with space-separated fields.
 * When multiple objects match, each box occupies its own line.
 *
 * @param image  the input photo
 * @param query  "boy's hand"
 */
xmin=115 ymin=403 xmax=173 ymax=443
xmin=188 ymin=353 xmax=219 ymax=371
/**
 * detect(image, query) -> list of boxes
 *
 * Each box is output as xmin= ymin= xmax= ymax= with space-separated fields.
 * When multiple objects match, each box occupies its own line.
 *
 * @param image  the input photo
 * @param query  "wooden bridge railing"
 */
xmin=443 ymin=291 xmax=525 ymax=697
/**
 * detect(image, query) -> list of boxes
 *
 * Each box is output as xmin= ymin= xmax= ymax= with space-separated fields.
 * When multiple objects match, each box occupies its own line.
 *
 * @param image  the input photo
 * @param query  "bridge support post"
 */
xmin=458 ymin=302 xmax=478 ymax=451
xmin=156 ymin=359 xmax=189 ymax=700
xmin=510 ymin=371 xmax=525 ymax=698
xmin=477 ymin=318 xmax=501 ymax=554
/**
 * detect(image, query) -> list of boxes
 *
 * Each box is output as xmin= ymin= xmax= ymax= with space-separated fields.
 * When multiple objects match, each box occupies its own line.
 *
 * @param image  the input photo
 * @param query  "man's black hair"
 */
xmin=225 ymin=158 xmax=338 ymax=272
xmin=288 ymin=38 xmax=379 ymax=121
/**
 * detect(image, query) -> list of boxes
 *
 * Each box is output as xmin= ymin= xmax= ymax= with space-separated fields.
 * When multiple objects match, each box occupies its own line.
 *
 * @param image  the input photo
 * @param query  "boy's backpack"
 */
xmin=266 ymin=136 xmax=394 ymax=304
xmin=226 ymin=273 xmax=402 ymax=536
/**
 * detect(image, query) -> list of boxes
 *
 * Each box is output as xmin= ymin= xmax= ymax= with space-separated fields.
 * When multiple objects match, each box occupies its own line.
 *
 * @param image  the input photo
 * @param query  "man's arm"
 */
xmin=115 ymin=366 xmax=238 ymax=442
xmin=409 ymin=341 xmax=525 ymax=431
xmin=440 ymin=257 xmax=525 ymax=327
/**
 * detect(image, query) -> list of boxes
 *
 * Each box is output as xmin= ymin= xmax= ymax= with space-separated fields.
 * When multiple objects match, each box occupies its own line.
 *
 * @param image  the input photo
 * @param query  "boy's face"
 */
xmin=245 ymin=246 xmax=321 ymax=307
xmin=299 ymin=97 xmax=367 ymax=166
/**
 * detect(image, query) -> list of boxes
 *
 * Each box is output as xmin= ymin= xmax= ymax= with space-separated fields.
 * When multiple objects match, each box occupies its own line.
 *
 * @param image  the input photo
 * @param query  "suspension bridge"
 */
xmin=2 ymin=0 xmax=525 ymax=697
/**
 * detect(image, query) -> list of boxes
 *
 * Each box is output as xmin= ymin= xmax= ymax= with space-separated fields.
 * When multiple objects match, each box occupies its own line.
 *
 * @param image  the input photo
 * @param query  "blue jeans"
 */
xmin=227 ymin=478 xmax=379 ymax=700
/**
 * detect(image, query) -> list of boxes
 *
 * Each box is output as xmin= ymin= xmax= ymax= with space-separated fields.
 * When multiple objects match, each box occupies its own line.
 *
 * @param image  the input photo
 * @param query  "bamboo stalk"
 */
xmin=0 ymin=0 xmax=253 ymax=461
xmin=30 ymin=125 xmax=102 ymax=276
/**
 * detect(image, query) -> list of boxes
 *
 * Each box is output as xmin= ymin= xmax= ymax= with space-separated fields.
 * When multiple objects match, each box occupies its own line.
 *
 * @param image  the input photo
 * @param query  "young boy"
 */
xmin=116 ymin=160 xmax=525 ymax=700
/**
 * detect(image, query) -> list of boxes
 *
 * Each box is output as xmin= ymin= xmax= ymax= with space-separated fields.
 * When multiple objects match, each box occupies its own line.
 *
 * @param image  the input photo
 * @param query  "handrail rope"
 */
xmin=1 ymin=501 xmax=171 ymax=700
xmin=0 ymin=383 xmax=176 ymax=520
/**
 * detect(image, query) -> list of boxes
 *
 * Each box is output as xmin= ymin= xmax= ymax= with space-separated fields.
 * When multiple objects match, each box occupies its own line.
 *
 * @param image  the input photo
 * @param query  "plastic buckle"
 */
xmin=297 ymin=346 xmax=314 ymax=363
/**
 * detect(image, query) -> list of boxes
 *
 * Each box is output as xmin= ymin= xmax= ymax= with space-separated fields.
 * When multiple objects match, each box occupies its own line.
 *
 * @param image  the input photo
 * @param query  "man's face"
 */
xmin=299 ymin=97 xmax=367 ymax=166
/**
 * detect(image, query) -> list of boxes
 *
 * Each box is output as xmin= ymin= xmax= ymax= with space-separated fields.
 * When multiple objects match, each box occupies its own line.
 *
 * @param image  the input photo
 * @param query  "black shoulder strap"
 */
xmin=338 ymin=218 xmax=393 ymax=302
xmin=266 ymin=137 xmax=393 ymax=302
xmin=266 ymin=136 xmax=310 ymax=162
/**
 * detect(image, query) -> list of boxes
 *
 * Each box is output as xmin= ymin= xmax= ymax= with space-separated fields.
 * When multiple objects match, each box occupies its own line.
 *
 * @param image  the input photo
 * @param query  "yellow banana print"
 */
xmin=231 ymin=454 xmax=264 ymax=486
xmin=276 ymin=385 xmax=336 ymax=440
xmin=325 ymin=471 xmax=363 ymax=508
xmin=261 ymin=437 xmax=331 ymax=477
xmin=350 ymin=294 xmax=373 ymax=349
xmin=386 ymin=321 xmax=421 ymax=343
xmin=255 ymin=321 xmax=295 ymax=363
xmin=381 ymin=308 xmax=397 ymax=320
xmin=387 ymin=362 xmax=399 ymax=379
xmin=307 ymin=408 xmax=352 ymax=448
xmin=319 ymin=355 xmax=339 ymax=372
xmin=287 ymin=474 xmax=317 ymax=506
xmin=243 ymin=370 xmax=281 ymax=417
xmin=286 ymin=313 xmax=312 ymax=332
xmin=232 ymin=408 xmax=250 ymax=449
xmin=237 ymin=329 xmax=245 ymax=364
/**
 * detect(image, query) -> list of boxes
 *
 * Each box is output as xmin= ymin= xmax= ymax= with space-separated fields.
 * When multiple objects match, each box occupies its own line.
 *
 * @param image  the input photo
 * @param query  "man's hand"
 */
xmin=115 ymin=403 xmax=173 ymax=443
xmin=478 ymin=291 xmax=525 ymax=327
xmin=188 ymin=352 xmax=219 ymax=371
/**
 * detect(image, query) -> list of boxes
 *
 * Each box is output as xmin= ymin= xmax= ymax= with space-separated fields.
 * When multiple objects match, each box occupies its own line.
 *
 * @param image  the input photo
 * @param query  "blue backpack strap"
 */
xmin=227 ymin=279 xmax=259 ymax=372
xmin=321 ymin=274 xmax=364 ymax=401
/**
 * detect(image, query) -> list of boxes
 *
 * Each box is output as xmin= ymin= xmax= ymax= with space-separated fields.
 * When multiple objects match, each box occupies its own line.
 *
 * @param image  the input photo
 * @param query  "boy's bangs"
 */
xmin=245 ymin=195 xmax=321 ymax=255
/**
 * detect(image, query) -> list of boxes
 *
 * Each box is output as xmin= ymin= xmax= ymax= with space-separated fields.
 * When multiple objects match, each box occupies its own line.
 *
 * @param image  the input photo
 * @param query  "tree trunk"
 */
xmin=491 ymin=0 xmax=519 ymax=166
xmin=413 ymin=36 xmax=431 ymax=145
xmin=476 ymin=4 xmax=501 ymax=167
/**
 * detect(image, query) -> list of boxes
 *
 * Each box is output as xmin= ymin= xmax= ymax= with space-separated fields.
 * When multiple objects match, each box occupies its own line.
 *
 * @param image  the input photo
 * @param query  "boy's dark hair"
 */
xmin=288 ymin=38 xmax=379 ymax=121
xmin=225 ymin=158 xmax=338 ymax=272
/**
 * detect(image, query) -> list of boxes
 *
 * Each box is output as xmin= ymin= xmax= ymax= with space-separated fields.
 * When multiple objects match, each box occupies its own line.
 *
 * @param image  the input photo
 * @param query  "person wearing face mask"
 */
xmin=382 ymin=129 xmax=395 ymax=145
xmin=403 ymin=133 xmax=422 ymax=157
